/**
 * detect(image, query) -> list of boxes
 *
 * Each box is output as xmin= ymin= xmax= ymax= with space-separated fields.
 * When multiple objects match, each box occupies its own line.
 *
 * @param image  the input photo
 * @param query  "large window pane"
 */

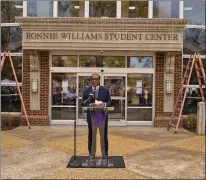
xmin=183 ymin=28 xmax=206 ymax=55
xmin=52 ymin=107 xmax=75 ymax=120
xmin=1 ymin=26 xmax=22 ymax=52
xmin=184 ymin=0 xmax=205 ymax=25
xmin=127 ymin=56 xmax=153 ymax=68
xmin=89 ymin=1 xmax=116 ymax=17
xmin=52 ymin=56 xmax=78 ymax=67
xmin=79 ymin=56 xmax=125 ymax=67
xmin=153 ymin=1 xmax=179 ymax=18
xmin=183 ymin=88 xmax=206 ymax=115
xmin=27 ymin=0 xmax=53 ymax=17
xmin=1 ymin=1 xmax=23 ymax=23
xmin=127 ymin=74 xmax=153 ymax=107
xmin=183 ymin=58 xmax=206 ymax=85
xmin=121 ymin=1 xmax=148 ymax=18
xmin=58 ymin=1 xmax=84 ymax=17
xmin=127 ymin=108 xmax=152 ymax=121
xmin=52 ymin=73 xmax=77 ymax=106
xmin=1 ymin=86 xmax=21 ymax=112
xmin=1 ymin=56 xmax=22 ymax=82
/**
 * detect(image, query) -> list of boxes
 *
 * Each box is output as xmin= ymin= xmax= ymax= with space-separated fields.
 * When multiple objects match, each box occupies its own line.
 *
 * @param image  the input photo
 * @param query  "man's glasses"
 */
xmin=91 ymin=78 xmax=100 ymax=81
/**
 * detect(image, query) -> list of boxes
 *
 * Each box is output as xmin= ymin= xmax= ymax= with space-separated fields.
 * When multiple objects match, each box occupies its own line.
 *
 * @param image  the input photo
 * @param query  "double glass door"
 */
xmin=77 ymin=73 xmax=126 ymax=126
xmin=50 ymin=72 xmax=126 ymax=126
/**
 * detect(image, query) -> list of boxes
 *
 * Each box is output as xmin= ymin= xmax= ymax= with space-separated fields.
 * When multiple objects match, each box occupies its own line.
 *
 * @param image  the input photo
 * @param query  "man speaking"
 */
xmin=82 ymin=73 xmax=111 ymax=159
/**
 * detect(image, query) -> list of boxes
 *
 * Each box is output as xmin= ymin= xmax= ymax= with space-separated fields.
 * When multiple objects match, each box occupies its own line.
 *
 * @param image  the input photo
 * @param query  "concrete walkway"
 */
xmin=1 ymin=126 xmax=205 ymax=179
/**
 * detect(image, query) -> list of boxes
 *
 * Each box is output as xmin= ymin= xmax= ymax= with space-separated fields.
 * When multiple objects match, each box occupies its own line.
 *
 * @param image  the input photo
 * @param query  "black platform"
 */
xmin=67 ymin=156 xmax=125 ymax=168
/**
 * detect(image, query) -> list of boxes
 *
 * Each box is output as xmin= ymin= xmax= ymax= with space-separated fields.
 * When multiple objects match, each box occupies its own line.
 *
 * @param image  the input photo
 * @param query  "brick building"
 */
xmin=1 ymin=1 xmax=205 ymax=127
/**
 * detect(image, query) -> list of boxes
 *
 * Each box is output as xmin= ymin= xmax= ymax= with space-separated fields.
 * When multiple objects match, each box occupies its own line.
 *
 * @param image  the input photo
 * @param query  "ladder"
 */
xmin=1 ymin=51 xmax=31 ymax=129
xmin=167 ymin=53 xmax=206 ymax=133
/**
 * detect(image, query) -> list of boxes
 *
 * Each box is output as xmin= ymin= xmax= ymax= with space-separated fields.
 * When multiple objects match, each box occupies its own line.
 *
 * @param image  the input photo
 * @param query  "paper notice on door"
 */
xmin=136 ymin=80 xmax=142 ymax=94
xmin=62 ymin=79 xmax=68 ymax=93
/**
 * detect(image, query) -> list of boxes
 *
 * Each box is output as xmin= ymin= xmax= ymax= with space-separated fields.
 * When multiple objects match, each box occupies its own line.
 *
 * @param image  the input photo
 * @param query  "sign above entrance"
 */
xmin=25 ymin=32 xmax=179 ymax=41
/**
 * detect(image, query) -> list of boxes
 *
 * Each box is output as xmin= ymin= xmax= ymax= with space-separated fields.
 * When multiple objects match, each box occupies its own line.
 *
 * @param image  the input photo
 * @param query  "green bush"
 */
xmin=1 ymin=114 xmax=13 ymax=130
xmin=183 ymin=113 xmax=197 ymax=132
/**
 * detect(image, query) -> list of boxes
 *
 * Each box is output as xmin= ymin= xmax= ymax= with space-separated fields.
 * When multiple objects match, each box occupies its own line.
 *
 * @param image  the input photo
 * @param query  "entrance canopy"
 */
xmin=15 ymin=17 xmax=189 ymax=51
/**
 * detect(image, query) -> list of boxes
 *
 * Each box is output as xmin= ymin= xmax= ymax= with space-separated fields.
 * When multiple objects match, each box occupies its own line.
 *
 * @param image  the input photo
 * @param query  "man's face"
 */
xmin=91 ymin=74 xmax=100 ymax=87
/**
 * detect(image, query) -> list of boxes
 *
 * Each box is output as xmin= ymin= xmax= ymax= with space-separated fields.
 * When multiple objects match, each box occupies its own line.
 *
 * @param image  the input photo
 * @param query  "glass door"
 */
xmin=103 ymin=74 xmax=127 ymax=126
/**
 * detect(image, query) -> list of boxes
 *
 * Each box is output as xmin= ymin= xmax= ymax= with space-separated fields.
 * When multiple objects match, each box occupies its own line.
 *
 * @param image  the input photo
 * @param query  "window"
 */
xmin=184 ymin=0 xmax=205 ymax=25
xmin=1 ymin=26 xmax=22 ymax=52
xmin=183 ymin=28 xmax=205 ymax=55
xmin=89 ymin=1 xmax=116 ymax=17
xmin=27 ymin=0 xmax=53 ymax=17
xmin=1 ymin=1 xmax=23 ymax=23
xmin=1 ymin=86 xmax=21 ymax=112
xmin=58 ymin=1 xmax=84 ymax=17
xmin=79 ymin=56 xmax=125 ymax=67
xmin=1 ymin=56 xmax=22 ymax=82
xmin=121 ymin=1 xmax=148 ymax=18
xmin=127 ymin=57 xmax=153 ymax=68
xmin=153 ymin=1 xmax=179 ymax=18
xmin=52 ymin=56 xmax=78 ymax=67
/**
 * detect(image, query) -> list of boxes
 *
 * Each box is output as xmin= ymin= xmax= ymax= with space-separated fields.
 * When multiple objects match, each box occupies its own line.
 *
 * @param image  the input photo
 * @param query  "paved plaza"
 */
xmin=1 ymin=126 xmax=205 ymax=179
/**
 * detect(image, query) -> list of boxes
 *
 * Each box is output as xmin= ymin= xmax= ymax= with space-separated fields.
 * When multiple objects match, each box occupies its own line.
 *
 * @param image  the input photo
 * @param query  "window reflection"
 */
xmin=52 ymin=73 xmax=77 ymax=106
xmin=58 ymin=1 xmax=84 ymax=17
xmin=52 ymin=107 xmax=75 ymax=120
xmin=153 ymin=1 xmax=179 ymax=18
xmin=1 ymin=56 xmax=22 ymax=82
xmin=1 ymin=26 xmax=22 ymax=52
xmin=79 ymin=56 xmax=125 ymax=67
xmin=183 ymin=28 xmax=206 ymax=55
xmin=183 ymin=88 xmax=206 ymax=115
xmin=184 ymin=0 xmax=205 ymax=25
xmin=1 ymin=1 xmax=23 ymax=23
xmin=27 ymin=0 xmax=53 ymax=17
xmin=104 ymin=76 xmax=125 ymax=97
xmin=89 ymin=1 xmax=116 ymax=17
xmin=127 ymin=108 xmax=152 ymax=121
xmin=121 ymin=1 xmax=148 ymax=18
xmin=1 ymin=86 xmax=21 ymax=112
xmin=183 ymin=58 xmax=206 ymax=85
xmin=127 ymin=57 xmax=152 ymax=68
xmin=127 ymin=74 xmax=153 ymax=106
xmin=52 ymin=56 xmax=78 ymax=67
xmin=78 ymin=76 xmax=90 ymax=97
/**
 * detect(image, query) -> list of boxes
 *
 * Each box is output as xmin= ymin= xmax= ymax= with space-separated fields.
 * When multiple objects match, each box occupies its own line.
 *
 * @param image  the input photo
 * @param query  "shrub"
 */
xmin=183 ymin=113 xmax=197 ymax=132
xmin=1 ymin=114 xmax=13 ymax=130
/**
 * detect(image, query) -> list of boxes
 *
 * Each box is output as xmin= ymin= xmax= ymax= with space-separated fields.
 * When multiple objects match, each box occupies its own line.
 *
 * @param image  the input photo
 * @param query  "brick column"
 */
xmin=21 ymin=50 xmax=49 ymax=125
xmin=154 ymin=52 xmax=182 ymax=127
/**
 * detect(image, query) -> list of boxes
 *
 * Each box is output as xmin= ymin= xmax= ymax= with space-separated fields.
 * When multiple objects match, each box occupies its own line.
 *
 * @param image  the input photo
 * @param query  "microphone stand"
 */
xmin=68 ymin=95 xmax=81 ymax=167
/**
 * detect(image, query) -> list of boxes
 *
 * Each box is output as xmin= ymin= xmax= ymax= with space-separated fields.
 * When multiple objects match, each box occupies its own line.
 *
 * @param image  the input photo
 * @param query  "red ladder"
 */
xmin=167 ymin=53 xmax=206 ymax=133
xmin=1 ymin=51 xmax=31 ymax=129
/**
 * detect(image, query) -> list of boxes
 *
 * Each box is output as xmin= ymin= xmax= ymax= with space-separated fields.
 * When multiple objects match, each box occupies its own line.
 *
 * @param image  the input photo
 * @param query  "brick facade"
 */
xmin=21 ymin=50 xmax=49 ymax=125
xmin=154 ymin=52 xmax=182 ymax=127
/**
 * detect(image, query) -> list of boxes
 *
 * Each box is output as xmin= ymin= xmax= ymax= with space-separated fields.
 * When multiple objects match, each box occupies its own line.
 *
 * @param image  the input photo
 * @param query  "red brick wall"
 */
xmin=21 ymin=50 xmax=49 ymax=125
xmin=154 ymin=52 xmax=182 ymax=127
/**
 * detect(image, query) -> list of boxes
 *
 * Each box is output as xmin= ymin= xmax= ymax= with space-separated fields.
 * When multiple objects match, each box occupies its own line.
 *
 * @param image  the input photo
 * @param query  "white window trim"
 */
xmin=179 ymin=1 xmax=183 ymax=19
xmin=148 ymin=1 xmax=153 ymax=18
xmin=185 ymin=25 xmax=206 ymax=29
xmin=85 ymin=1 xmax=89 ymax=18
xmin=1 ymin=83 xmax=22 ymax=86
xmin=23 ymin=1 xmax=27 ymax=17
xmin=53 ymin=1 xmax=58 ymax=17
xmin=117 ymin=1 xmax=121 ymax=18
xmin=1 ymin=53 xmax=23 ymax=56
xmin=1 ymin=23 xmax=19 ymax=26
xmin=183 ymin=54 xmax=206 ymax=59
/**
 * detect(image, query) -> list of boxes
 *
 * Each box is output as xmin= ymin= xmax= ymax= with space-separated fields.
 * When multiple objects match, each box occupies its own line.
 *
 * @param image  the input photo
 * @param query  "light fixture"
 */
xmin=31 ymin=79 xmax=38 ymax=93
xmin=166 ymin=80 xmax=172 ymax=94
xmin=129 ymin=6 xmax=136 ymax=10
xmin=183 ymin=7 xmax=193 ymax=11
xmin=14 ymin=5 xmax=23 ymax=8
xmin=74 ymin=5 xmax=80 ymax=9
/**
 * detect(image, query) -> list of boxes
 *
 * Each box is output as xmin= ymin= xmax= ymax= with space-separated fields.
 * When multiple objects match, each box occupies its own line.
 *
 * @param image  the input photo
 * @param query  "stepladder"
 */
xmin=1 ymin=51 xmax=31 ymax=129
xmin=167 ymin=53 xmax=206 ymax=134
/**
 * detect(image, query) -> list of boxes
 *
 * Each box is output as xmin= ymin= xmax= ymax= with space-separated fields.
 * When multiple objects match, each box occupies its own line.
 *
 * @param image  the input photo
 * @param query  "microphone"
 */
xmin=82 ymin=93 xmax=94 ymax=105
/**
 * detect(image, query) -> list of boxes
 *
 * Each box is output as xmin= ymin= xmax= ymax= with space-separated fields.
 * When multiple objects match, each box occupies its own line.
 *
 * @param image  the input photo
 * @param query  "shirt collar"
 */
xmin=92 ymin=86 xmax=99 ymax=90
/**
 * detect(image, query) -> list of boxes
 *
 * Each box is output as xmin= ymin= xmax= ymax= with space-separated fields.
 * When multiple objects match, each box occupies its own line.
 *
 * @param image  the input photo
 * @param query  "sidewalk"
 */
xmin=1 ymin=126 xmax=205 ymax=179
